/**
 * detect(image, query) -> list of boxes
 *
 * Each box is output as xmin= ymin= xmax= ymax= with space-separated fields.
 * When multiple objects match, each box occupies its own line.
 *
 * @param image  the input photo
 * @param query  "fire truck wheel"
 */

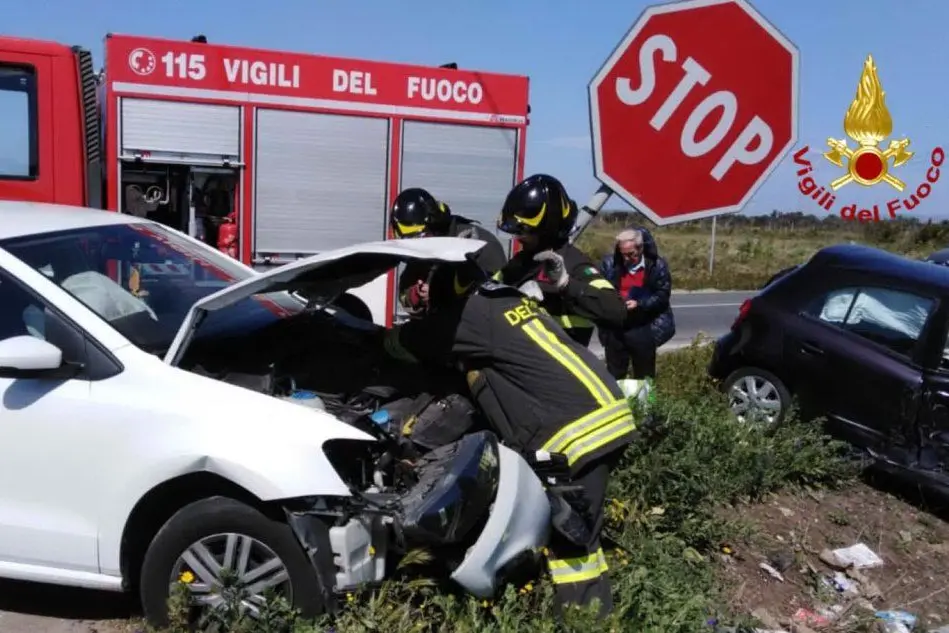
xmin=333 ymin=292 xmax=373 ymax=322
xmin=139 ymin=496 xmax=326 ymax=628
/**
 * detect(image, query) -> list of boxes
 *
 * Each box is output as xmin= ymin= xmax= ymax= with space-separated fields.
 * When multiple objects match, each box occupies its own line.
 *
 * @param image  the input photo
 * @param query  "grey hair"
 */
xmin=615 ymin=228 xmax=643 ymax=246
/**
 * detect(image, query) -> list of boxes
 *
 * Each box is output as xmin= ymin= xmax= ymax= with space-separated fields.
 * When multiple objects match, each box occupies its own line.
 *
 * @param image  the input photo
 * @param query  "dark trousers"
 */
xmin=545 ymin=458 xmax=614 ymax=619
xmin=598 ymin=325 xmax=657 ymax=380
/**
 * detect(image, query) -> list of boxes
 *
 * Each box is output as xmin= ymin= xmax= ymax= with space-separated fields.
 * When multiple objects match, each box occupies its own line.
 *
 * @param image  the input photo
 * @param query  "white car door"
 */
xmin=0 ymin=264 xmax=119 ymax=575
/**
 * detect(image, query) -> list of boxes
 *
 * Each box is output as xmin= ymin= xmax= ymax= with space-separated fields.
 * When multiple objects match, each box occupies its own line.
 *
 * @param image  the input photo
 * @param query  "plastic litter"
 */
xmin=792 ymin=607 xmax=832 ymax=628
xmin=618 ymin=377 xmax=655 ymax=411
xmin=831 ymin=542 xmax=884 ymax=569
xmin=874 ymin=610 xmax=916 ymax=633
xmin=824 ymin=571 xmax=859 ymax=594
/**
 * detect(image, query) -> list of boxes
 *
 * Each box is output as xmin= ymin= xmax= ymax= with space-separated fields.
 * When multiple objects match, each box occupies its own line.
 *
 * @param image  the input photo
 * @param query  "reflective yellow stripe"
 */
xmin=541 ymin=399 xmax=631 ymax=454
xmin=546 ymin=548 xmax=609 ymax=585
xmin=554 ymin=313 xmax=594 ymax=329
xmin=560 ymin=408 xmax=636 ymax=467
xmin=491 ymin=270 xmax=503 ymax=282
xmin=521 ymin=319 xmax=612 ymax=406
xmin=383 ymin=328 xmax=418 ymax=363
xmin=396 ymin=222 xmax=426 ymax=236
xmin=589 ymin=278 xmax=614 ymax=290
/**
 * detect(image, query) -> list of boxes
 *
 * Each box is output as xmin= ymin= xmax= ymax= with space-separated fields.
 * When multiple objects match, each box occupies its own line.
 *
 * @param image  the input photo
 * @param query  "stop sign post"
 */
xmin=579 ymin=0 xmax=799 ymax=229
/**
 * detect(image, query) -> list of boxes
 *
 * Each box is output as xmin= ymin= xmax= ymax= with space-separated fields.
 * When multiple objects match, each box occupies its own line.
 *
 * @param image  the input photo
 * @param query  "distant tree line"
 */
xmin=594 ymin=209 xmax=949 ymax=248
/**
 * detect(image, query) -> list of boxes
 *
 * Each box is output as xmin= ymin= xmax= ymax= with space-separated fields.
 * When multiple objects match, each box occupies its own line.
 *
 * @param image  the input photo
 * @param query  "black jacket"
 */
xmin=398 ymin=216 xmax=508 ymax=312
xmin=600 ymin=227 xmax=675 ymax=347
xmin=385 ymin=281 xmax=636 ymax=476
xmin=495 ymin=241 xmax=626 ymax=347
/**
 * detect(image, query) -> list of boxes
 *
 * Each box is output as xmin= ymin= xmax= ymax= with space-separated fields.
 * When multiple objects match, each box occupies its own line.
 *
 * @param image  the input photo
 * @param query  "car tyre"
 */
xmin=140 ymin=496 xmax=326 ymax=628
xmin=722 ymin=366 xmax=791 ymax=428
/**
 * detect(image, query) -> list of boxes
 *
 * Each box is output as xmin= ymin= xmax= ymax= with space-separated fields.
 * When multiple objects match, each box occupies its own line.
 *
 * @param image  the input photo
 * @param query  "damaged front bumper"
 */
xmin=284 ymin=441 xmax=551 ymax=604
xmin=449 ymin=443 xmax=551 ymax=598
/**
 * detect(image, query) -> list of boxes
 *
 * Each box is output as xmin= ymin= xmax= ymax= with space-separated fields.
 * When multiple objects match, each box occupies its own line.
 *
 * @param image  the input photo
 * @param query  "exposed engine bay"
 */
xmin=175 ymin=298 xmax=552 ymax=598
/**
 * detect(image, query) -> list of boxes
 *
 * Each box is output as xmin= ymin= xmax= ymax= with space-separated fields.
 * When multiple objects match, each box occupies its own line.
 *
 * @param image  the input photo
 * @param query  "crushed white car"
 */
xmin=0 ymin=201 xmax=550 ymax=626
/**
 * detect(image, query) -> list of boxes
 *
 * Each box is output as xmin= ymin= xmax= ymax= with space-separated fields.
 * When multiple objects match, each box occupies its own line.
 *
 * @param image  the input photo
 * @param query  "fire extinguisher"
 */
xmin=217 ymin=211 xmax=239 ymax=259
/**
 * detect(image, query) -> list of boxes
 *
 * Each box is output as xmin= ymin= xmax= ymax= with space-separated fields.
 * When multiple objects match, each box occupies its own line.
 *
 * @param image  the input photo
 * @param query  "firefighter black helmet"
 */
xmin=562 ymin=198 xmax=580 ymax=239
xmin=497 ymin=174 xmax=573 ymax=240
xmin=390 ymin=187 xmax=451 ymax=238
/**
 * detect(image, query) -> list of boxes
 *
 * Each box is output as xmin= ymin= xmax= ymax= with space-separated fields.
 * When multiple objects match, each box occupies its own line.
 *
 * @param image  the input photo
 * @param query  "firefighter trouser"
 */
xmin=545 ymin=457 xmax=614 ymax=619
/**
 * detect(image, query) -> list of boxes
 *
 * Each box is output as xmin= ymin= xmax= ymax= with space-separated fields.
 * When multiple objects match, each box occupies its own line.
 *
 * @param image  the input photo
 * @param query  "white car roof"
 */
xmin=0 ymin=201 xmax=144 ymax=240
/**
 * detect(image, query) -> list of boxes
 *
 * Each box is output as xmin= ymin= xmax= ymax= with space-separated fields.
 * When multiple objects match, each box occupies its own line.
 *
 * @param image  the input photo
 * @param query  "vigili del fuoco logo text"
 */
xmin=793 ymin=55 xmax=944 ymax=222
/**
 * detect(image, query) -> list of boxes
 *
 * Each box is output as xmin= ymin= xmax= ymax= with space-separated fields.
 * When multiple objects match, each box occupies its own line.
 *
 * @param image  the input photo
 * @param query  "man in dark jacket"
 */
xmin=390 ymin=187 xmax=508 ymax=317
xmin=494 ymin=174 xmax=626 ymax=347
xmin=597 ymin=227 xmax=674 ymax=380
xmin=384 ymin=259 xmax=636 ymax=620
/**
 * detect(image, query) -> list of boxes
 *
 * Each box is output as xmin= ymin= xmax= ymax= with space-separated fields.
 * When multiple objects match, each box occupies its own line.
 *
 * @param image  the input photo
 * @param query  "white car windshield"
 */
xmin=1 ymin=222 xmax=304 ymax=353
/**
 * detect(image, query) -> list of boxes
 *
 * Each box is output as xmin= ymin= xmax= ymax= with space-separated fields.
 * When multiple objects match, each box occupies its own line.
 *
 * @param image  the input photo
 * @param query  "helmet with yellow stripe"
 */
xmin=390 ymin=188 xmax=452 ymax=238
xmin=497 ymin=174 xmax=576 ymax=241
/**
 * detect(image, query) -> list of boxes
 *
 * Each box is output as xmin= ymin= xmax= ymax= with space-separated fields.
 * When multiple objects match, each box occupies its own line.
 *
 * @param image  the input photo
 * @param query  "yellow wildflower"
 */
xmin=178 ymin=570 xmax=195 ymax=584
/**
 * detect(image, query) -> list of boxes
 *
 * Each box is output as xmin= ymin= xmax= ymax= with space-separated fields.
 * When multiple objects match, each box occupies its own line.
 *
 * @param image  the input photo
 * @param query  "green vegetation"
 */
xmin=155 ymin=343 xmax=858 ymax=633
xmin=577 ymin=211 xmax=949 ymax=290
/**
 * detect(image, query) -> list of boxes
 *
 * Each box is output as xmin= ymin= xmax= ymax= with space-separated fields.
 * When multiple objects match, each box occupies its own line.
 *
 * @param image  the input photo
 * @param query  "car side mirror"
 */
xmin=0 ymin=335 xmax=81 ymax=380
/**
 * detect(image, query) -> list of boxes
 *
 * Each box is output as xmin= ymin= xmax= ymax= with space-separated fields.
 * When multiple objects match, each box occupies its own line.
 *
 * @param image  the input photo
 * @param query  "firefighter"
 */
xmin=389 ymin=187 xmax=507 ymax=317
xmin=494 ymin=174 xmax=626 ymax=347
xmin=383 ymin=259 xmax=636 ymax=619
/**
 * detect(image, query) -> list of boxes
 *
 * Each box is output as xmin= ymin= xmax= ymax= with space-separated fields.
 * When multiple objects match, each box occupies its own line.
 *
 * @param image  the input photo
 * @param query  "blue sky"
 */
xmin=5 ymin=0 xmax=949 ymax=220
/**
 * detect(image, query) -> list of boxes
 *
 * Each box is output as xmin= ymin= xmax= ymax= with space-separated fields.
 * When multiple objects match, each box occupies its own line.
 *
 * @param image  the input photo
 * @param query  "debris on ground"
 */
xmin=720 ymin=482 xmax=949 ymax=632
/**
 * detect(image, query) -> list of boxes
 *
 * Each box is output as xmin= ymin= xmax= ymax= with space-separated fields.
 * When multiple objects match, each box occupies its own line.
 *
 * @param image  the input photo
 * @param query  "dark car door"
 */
xmin=916 ymin=298 xmax=949 ymax=471
xmin=788 ymin=278 xmax=937 ymax=453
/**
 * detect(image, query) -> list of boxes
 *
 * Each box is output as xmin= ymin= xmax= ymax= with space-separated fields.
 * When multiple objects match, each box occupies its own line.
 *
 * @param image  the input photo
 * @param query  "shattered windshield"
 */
xmin=0 ymin=222 xmax=304 ymax=354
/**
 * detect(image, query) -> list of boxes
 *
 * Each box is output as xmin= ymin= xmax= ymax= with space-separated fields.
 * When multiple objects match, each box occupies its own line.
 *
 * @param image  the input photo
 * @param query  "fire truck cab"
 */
xmin=0 ymin=34 xmax=529 ymax=326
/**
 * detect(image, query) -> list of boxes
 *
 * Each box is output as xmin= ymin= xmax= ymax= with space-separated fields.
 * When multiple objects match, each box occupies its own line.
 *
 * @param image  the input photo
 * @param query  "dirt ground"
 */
xmin=719 ymin=479 xmax=949 ymax=632
xmin=0 ymin=582 xmax=140 ymax=633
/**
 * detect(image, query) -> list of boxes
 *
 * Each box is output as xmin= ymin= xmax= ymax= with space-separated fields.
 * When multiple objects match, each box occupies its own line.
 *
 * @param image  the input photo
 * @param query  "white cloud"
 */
xmin=543 ymin=135 xmax=592 ymax=150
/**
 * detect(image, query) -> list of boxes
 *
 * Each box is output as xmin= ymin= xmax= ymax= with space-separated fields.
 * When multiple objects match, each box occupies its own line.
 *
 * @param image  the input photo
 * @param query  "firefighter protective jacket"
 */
xmin=384 ymin=281 xmax=637 ymax=476
xmin=494 ymin=242 xmax=626 ymax=346
xmin=398 ymin=216 xmax=508 ymax=313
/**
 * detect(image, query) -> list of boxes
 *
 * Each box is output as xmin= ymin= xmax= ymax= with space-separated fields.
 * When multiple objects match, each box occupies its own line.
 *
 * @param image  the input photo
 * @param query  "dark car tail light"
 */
xmin=732 ymin=299 xmax=752 ymax=330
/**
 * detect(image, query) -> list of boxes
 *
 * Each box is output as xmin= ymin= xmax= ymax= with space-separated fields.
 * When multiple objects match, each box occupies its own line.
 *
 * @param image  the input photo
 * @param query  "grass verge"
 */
xmin=158 ymin=343 xmax=857 ymax=633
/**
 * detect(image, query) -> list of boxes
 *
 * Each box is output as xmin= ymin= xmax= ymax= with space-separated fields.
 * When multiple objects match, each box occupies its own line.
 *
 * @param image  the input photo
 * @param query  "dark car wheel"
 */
xmin=722 ymin=367 xmax=791 ymax=427
xmin=140 ymin=496 xmax=326 ymax=628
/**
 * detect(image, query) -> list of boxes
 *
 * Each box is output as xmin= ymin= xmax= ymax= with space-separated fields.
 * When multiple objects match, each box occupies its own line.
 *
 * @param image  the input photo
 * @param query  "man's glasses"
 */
xmin=620 ymin=248 xmax=642 ymax=259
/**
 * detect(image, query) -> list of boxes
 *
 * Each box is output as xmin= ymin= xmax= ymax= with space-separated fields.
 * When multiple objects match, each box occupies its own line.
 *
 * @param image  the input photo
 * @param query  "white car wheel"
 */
xmin=139 ymin=496 xmax=326 ymax=627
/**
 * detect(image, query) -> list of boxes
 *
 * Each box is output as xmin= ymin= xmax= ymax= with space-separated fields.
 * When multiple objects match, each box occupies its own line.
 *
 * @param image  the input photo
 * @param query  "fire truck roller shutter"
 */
xmin=399 ymin=121 xmax=518 ymax=256
xmin=121 ymin=99 xmax=241 ymax=159
xmin=253 ymin=109 xmax=390 ymax=323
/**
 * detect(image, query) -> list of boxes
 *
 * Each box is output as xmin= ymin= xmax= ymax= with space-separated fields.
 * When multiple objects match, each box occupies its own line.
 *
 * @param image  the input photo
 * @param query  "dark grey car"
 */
xmin=708 ymin=244 xmax=949 ymax=494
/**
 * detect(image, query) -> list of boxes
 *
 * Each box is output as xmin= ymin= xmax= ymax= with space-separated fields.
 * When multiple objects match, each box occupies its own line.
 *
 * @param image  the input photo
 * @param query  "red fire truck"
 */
xmin=0 ymin=34 xmax=530 ymax=325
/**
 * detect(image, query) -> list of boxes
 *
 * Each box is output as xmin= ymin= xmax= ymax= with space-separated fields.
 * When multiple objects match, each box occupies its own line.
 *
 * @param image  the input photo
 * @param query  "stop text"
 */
xmin=614 ymin=33 xmax=774 ymax=182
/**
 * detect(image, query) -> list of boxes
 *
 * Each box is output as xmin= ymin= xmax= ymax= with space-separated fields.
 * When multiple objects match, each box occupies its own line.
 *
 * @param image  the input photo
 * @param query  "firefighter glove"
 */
xmin=533 ymin=250 xmax=569 ymax=291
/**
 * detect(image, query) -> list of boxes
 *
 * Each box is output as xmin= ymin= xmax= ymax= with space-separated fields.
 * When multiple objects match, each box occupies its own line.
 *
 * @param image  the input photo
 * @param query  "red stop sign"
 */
xmin=589 ymin=0 xmax=799 ymax=225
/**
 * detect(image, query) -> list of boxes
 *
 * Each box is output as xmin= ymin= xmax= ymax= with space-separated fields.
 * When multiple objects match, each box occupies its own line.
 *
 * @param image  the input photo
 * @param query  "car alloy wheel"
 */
xmin=140 ymin=497 xmax=326 ymax=628
xmin=728 ymin=374 xmax=783 ymax=426
xmin=172 ymin=532 xmax=291 ymax=617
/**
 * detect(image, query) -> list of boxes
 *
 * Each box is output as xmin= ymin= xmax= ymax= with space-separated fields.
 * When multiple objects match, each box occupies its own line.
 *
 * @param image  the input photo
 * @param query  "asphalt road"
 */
xmin=588 ymin=290 xmax=754 ymax=358
xmin=0 ymin=292 xmax=754 ymax=632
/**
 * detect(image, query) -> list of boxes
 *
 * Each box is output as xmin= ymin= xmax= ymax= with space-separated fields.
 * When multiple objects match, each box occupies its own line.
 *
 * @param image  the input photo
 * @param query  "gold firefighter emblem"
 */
xmin=822 ymin=55 xmax=913 ymax=191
